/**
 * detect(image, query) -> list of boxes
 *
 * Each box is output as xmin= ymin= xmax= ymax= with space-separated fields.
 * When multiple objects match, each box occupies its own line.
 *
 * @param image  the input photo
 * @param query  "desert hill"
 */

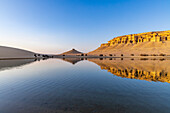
xmin=88 ymin=30 xmax=170 ymax=57
xmin=61 ymin=48 xmax=83 ymax=55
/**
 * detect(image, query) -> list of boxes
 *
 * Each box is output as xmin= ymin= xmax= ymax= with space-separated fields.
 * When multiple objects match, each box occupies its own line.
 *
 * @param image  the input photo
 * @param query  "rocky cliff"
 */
xmin=88 ymin=30 xmax=170 ymax=57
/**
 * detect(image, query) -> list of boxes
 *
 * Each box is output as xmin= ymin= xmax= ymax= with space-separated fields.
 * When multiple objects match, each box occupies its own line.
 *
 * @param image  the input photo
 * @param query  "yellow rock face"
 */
xmin=107 ymin=30 xmax=170 ymax=46
xmin=89 ymin=30 xmax=170 ymax=56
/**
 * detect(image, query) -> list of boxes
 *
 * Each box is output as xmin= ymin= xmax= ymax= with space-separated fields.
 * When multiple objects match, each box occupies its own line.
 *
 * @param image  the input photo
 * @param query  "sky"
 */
xmin=0 ymin=0 xmax=170 ymax=54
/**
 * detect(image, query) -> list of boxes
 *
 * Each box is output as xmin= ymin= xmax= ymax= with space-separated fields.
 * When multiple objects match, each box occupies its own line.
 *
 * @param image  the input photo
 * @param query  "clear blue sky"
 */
xmin=0 ymin=0 xmax=170 ymax=54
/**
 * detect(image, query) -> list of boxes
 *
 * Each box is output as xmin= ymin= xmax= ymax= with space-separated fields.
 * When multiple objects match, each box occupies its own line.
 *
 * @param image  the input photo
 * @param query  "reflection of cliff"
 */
xmin=88 ymin=58 xmax=170 ymax=83
xmin=0 ymin=59 xmax=36 ymax=72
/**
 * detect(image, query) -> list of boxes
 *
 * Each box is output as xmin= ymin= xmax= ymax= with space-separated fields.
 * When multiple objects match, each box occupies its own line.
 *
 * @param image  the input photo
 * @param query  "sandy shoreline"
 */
xmin=0 ymin=45 xmax=169 ymax=60
xmin=0 ymin=55 xmax=170 ymax=60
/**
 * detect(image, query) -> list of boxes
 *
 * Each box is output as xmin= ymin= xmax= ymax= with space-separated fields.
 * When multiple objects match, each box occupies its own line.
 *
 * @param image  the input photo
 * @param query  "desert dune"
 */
xmin=0 ymin=46 xmax=35 ymax=59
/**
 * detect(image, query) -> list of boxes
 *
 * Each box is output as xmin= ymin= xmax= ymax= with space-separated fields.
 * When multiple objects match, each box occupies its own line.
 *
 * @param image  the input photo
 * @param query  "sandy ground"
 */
xmin=88 ymin=41 xmax=170 ymax=57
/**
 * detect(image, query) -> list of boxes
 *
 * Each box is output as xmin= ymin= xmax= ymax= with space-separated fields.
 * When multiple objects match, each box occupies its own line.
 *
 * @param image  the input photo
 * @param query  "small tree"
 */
xmin=159 ymin=53 xmax=166 ymax=56
xmin=34 ymin=54 xmax=37 ymax=57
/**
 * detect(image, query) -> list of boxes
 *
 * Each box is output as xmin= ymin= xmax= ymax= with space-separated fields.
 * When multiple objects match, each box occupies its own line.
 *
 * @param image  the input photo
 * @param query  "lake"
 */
xmin=0 ymin=58 xmax=169 ymax=113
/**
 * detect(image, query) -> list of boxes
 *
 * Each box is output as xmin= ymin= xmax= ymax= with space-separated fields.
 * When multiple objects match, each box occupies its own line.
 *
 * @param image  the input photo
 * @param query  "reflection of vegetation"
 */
xmin=88 ymin=58 xmax=170 ymax=83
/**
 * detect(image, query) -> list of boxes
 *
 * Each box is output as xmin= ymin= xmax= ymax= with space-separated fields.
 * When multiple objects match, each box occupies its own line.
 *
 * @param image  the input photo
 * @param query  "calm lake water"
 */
xmin=0 ymin=58 xmax=170 ymax=113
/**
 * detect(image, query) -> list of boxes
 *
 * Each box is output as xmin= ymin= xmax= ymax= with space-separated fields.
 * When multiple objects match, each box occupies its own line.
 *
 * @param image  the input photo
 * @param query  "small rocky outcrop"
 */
xmin=61 ymin=48 xmax=83 ymax=56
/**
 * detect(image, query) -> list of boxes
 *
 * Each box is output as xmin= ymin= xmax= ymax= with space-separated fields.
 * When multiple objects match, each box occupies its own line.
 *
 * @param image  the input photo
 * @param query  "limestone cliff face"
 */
xmin=88 ymin=30 xmax=170 ymax=56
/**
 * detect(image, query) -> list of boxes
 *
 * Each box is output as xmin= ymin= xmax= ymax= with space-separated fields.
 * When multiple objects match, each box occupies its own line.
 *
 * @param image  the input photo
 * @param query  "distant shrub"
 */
xmin=140 ymin=54 xmax=149 ymax=56
xmin=159 ymin=53 xmax=166 ymax=56
xmin=34 ymin=54 xmax=37 ymax=57
xmin=109 ymin=54 xmax=112 ymax=56
xmin=42 ymin=55 xmax=49 ymax=58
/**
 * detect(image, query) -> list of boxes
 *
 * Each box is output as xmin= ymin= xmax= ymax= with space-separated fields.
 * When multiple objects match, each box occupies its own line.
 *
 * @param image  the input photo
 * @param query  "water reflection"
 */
xmin=0 ymin=58 xmax=169 ymax=113
xmin=0 ymin=58 xmax=49 ymax=72
xmin=0 ymin=59 xmax=36 ymax=71
xmin=60 ymin=58 xmax=170 ymax=83
xmin=61 ymin=58 xmax=83 ymax=64
xmin=88 ymin=58 xmax=170 ymax=83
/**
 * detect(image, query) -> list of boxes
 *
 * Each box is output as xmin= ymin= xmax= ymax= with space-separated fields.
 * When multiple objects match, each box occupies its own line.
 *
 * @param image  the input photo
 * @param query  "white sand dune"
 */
xmin=0 ymin=46 xmax=35 ymax=59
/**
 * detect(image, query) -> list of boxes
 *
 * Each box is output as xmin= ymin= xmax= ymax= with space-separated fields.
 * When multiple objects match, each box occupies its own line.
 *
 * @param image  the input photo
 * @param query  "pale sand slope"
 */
xmin=0 ymin=46 xmax=35 ymax=59
xmin=88 ymin=41 xmax=170 ymax=56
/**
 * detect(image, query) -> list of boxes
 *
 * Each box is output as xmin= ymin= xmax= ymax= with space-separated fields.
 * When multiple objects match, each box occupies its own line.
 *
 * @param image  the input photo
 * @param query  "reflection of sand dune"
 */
xmin=88 ymin=58 xmax=170 ymax=83
xmin=61 ymin=58 xmax=84 ymax=64
xmin=0 ymin=59 xmax=36 ymax=71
